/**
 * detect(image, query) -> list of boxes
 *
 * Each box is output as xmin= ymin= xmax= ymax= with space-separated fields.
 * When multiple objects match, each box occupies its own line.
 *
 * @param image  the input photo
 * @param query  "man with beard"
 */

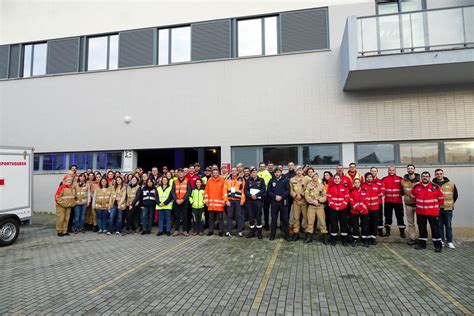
xmin=401 ymin=164 xmax=421 ymax=246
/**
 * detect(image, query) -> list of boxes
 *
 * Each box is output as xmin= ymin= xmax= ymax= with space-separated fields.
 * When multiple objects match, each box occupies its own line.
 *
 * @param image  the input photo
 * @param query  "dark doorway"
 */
xmin=136 ymin=147 xmax=220 ymax=172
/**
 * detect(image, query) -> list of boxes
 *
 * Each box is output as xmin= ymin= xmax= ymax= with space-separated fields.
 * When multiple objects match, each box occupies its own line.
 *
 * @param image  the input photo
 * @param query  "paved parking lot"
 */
xmin=1 ymin=215 xmax=473 ymax=315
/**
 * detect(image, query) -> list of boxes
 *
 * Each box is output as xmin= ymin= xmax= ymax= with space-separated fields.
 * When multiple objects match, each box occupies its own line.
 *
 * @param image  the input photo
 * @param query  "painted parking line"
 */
xmin=251 ymin=239 xmax=282 ymax=312
xmin=88 ymin=237 xmax=197 ymax=295
xmin=383 ymin=243 xmax=472 ymax=315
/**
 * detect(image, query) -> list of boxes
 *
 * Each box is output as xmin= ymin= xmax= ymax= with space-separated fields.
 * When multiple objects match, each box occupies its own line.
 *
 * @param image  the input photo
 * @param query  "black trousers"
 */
xmin=186 ymin=203 xmax=193 ymax=233
xmin=209 ymin=212 xmax=224 ymax=233
xmin=125 ymin=206 xmax=138 ymax=231
xmin=324 ymin=205 xmax=331 ymax=234
xmin=263 ymin=196 xmax=271 ymax=226
xmin=174 ymin=202 xmax=188 ymax=232
xmin=368 ymin=209 xmax=380 ymax=239
xmin=329 ymin=208 xmax=348 ymax=236
xmin=248 ymin=200 xmax=263 ymax=229
xmin=270 ymin=201 xmax=288 ymax=238
xmin=384 ymin=202 xmax=405 ymax=228
xmin=287 ymin=197 xmax=293 ymax=223
xmin=417 ymin=214 xmax=441 ymax=246
xmin=351 ymin=213 xmax=369 ymax=239
xmin=192 ymin=208 xmax=204 ymax=233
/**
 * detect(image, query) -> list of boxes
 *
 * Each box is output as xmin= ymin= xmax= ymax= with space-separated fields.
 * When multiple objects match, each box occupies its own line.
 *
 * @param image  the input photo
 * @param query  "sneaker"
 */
xmin=447 ymin=242 xmax=455 ymax=249
xmin=98 ymin=230 xmax=103 ymax=234
xmin=115 ymin=232 xmax=121 ymax=235
xmin=238 ymin=232 xmax=243 ymax=237
xmin=106 ymin=231 xmax=111 ymax=235
xmin=226 ymin=232 xmax=232 ymax=237
xmin=441 ymin=241 xmax=445 ymax=247
xmin=183 ymin=231 xmax=189 ymax=237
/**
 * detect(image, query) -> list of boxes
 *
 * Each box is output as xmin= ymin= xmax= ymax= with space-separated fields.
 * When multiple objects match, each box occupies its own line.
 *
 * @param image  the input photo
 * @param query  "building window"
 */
xmin=303 ymin=144 xmax=341 ymax=165
xmin=87 ymin=34 xmax=118 ymax=71
xmin=400 ymin=142 xmax=439 ymax=164
xmin=356 ymin=143 xmax=395 ymax=164
xmin=158 ymin=26 xmax=191 ymax=65
xmin=232 ymin=147 xmax=259 ymax=168
xmin=22 ymin=43 xmax=47 ymax=77
xmin=34 ymin=155 xmax=40 ymax=171
xmin=42 ymin=153 xmax=67 ymax=171
xmin=444 ymin=141 xmax=474 ymax=164
xmin=70 ymin=153 xmax=94 ymax=170
xmin=96 ymin=152 xmax=122 ymax=170
xmin=263 ymin=147 xmax=298 ymax=166
xmin=237 ymin=16 xmax=278 ymax=57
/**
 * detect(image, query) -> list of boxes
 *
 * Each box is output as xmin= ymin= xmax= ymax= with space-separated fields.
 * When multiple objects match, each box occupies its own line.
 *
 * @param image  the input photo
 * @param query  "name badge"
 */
xmin=231 ymin=187 xmax=236 ymax=194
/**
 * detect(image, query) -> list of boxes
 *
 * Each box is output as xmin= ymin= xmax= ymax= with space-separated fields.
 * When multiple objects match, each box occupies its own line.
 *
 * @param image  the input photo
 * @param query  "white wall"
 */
xmin=0 ymin=0 xmax=373 ymax=45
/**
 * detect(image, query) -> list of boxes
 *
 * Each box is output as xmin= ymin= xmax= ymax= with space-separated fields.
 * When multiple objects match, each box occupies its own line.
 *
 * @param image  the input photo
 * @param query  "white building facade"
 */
xmin=0 ymin=0 xmax=473 ymax=226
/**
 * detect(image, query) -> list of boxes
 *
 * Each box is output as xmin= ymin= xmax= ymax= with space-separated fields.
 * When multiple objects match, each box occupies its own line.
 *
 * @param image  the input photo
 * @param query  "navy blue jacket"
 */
xmin=245 ymin=176 xmax=266 ymax=200
xmin=267 ymin=176 xmax=290 ymax=201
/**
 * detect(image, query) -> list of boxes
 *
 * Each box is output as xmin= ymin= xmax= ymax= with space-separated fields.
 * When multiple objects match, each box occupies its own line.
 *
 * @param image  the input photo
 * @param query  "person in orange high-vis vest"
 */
xmin=171 ymin=168 xmax=192 ymax=236
xmin=205 ymin=169 xmax=226 ymax=236
xmin=223 ymin=167 xmax=246 ymax=237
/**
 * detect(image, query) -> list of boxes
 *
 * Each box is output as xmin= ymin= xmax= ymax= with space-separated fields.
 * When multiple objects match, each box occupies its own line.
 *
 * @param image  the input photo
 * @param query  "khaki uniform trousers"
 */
xmin=405 ymin=205 xmax=417 ymax=240
xmin=56 ymin=205 xmax=72 ymax=234
xmin=292 ymin=200 xmax=308 ymax=233
xmin=307 ymin=205 xmax=328 ymax=234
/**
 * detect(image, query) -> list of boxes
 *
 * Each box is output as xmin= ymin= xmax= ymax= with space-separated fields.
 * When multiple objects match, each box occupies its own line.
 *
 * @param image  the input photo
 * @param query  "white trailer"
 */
xmin=0 ymin=146 xmax=33 ymax=246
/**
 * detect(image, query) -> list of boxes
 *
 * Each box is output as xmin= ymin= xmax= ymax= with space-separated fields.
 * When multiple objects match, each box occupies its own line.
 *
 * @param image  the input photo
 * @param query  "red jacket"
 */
xmin=361 ymin=182 xmax=382 ymax=211
xmin=329 ymin=174 xmax=353 ymax=190
xmin=373 ymin=177 xmax=385 ymax=204
xmin=327 ymin=184 xmax=350 ymax=211
xmin=382 ymin=174 xmax=403 ymax=204
xmin=349 ymin=187 xmax=369 ymax=215
xmin=411 ymin=182 xmax=444 ymax=216
xmin=185 ymin=173 xmax=200 ymax=189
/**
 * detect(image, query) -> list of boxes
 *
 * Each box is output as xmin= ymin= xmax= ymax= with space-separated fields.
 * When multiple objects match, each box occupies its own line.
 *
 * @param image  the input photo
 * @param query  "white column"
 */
xmin=342 ymin=143 xmax=355 ymax=167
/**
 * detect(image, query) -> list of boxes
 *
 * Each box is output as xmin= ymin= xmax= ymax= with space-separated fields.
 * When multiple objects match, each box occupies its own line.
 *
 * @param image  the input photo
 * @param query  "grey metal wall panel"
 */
xmin=0 ymin=45 xmax=9 ymax=79
xmin=281 ymin=8 xmax=329 ymax=53
xmin=119 ymin=28 xmax=154 ymax=68
xmin=8 ymin=44 xmax=20 ymax=78
xmin=191 ymin=20 xmax=231 ymax=61
xmin=47 ymin=38 xmax=80 ymax=74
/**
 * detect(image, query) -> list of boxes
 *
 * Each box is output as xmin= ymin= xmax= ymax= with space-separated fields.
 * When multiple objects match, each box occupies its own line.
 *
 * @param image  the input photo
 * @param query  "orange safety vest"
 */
xmin=174 ymin=178 xmax=189 ymax=200
xmin=205 ymin=176 xmax=225 ymax=211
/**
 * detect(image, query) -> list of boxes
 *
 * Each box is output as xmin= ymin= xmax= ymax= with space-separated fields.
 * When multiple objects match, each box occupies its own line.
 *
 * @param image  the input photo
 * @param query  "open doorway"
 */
xmin=136 ymin=147 xmax=220 ymax=172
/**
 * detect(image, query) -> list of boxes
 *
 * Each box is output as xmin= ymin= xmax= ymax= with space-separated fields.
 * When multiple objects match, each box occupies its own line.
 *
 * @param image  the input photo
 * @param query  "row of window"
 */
xmin=33 ymin=152 xmax=123 ymax=172
xmin=5 ymin=9 xmax=324 ymax=78
xmin=231 ymin=140 xmax=474 ymax=167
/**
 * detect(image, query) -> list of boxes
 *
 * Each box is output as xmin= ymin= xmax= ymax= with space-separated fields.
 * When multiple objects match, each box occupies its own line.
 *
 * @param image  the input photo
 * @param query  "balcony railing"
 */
xmin=357 ymin=5 xmax=473 ymax=56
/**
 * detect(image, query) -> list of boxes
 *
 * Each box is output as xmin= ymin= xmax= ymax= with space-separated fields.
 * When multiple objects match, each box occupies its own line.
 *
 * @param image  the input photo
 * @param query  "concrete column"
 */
xmin=220 ymin=145 xmax=231 ymax=166
xmin=198 ymin=148 xmax=205 ymax=168
xmin=342 ymin=143 xmax=355 ymax=167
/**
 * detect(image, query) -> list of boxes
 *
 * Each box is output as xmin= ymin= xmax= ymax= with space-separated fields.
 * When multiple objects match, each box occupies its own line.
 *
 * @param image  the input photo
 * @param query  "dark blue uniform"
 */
xmin=244 ymin=176 xmax=266 ymax=238
xmin=268 ymin=176 xmax=290 ymax=240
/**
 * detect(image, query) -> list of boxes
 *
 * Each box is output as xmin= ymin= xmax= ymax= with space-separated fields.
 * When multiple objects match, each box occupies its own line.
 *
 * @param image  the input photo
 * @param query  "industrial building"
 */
xmin=0 ymin=0 xmax=473 ymax=226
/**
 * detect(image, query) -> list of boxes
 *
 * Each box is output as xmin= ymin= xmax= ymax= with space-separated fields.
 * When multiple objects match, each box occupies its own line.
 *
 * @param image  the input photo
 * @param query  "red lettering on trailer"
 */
xmin=0 ymin=161 xmax=27 ymax=166
xmin=0 ymin=179 xmax=4 ymax=185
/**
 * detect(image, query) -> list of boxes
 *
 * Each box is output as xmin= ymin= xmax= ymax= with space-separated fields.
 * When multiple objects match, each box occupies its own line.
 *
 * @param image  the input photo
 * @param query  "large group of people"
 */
xmin=54 ymin=161 xmax=458 ymax=252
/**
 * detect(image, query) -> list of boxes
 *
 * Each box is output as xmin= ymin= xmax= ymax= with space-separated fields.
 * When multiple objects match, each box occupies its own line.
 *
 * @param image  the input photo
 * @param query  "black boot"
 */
xmin=399 ymin=228 xmax=406 ymax=239
xmin=257 ymin=228 xmax=263 ymax=239
xmin=293 ymin=233 xmax=300 ymax=241
xmin=363 ymin=239 xmax=369 ymax=248
xmin=384 ymin=226 xmax=391 ymax=237
xmin=370 ymin=238 xmax=377 ymax=245
xmin=284 ymin=232 xmax=292 ymax=242
xmin=342 ymin=236 xmax=348 ymax=247
xmin=247 ymin=228 xmax=256 ymax=238
xmin=415 ymin=240 xmax=427 ymax=250
xmin=329 ymin=235 xmax=336 ymax=246
xmin=434 ymin=240 xmax=442 ymax=253
xmin=269 ymin=234 xmax=275 ymax=241
xmin=377 ymin=228 xmax=384 ymax=237
xmin=321 ymin=233 xmax=329 ymax=245
xmin=351 ymin=238 xmax=358 ymax=247
xmin=304 ymin=233 xmax=312 ymax=244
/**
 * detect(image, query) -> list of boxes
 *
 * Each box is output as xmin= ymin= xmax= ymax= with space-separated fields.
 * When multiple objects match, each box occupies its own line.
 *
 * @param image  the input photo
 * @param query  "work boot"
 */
xmin=304 ymin=233 xmax=312 ymax=244
xmin=377 ymin=228 xmax=384 ymax=237
xmin=370 ymin=238 xmax=377 ymax=245
xmin=293 ymin=233 xmax=300 ymax=242
xmin=257 ymin=229 xmax=263 ymax=239
xmin=384 ymin=226 xmax=391 ymax=237
xmin=284 ymin=232 xmax=292 ymax=242
xmin=434 ymin=240 xmax=443 ymax=252
xmin=363 ymin=239 xmax=369 ymax=248
xmin=415 ymin=240 xmax=427 ymax=250
xmin=399 ymin=228 xmax=406 ymax=239
xmin=173 ymin=231 xmax=180 ymax=237
xmin=321 ymin=233 xmax=329 ymax=245
xmin=247 ymin=228 xmax=256 ymax=238
xmin=329 ymin=235 xmax=336 ymax=246
xmin=269 ymin=234 xmax=275 ymax=241
xmin=407 ymin=239 xmax=417 ymax=246
xmin=342 ymin=236 xmax=348 ymax=247
xmin=351 ymin=239 xmax=358 ymax=247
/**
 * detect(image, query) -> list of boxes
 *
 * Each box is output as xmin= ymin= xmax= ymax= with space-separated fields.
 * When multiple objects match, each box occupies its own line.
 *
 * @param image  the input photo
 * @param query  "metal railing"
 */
xmin=357 ymin=5 xmax=474 ymax=56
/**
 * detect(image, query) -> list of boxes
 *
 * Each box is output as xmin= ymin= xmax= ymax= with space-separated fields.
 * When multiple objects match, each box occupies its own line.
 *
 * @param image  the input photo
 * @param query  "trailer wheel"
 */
xmin=0 ymin=218 xmax=20 ymax=247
